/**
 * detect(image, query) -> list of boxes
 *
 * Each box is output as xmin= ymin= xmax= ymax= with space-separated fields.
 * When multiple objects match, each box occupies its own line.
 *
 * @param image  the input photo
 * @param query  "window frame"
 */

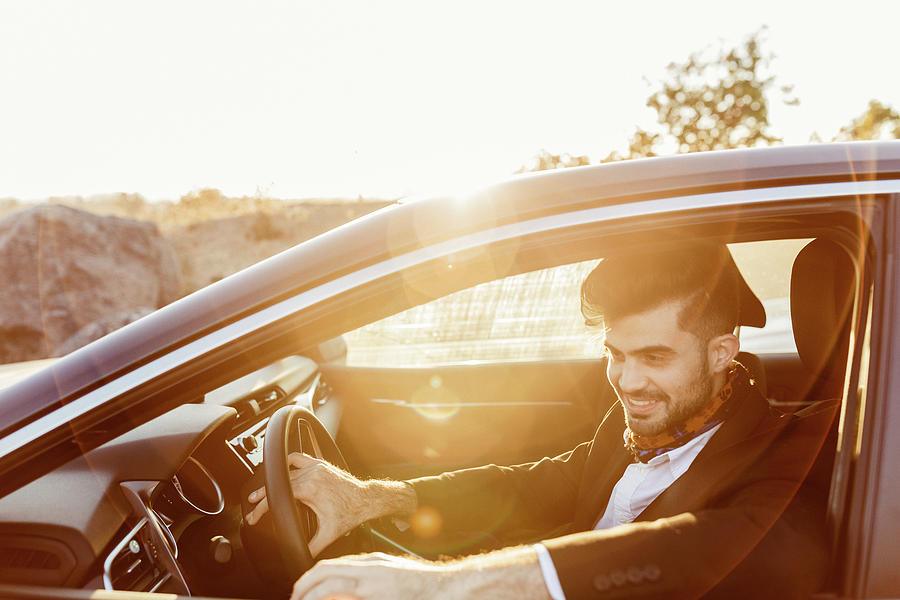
xmin=0 ymin=184 xmax=890 ymax=501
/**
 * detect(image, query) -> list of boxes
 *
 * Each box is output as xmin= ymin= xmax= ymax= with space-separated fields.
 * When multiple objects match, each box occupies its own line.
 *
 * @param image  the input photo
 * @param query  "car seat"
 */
xmin=788 ymin=237 xmax=857 ymax=564
xmin=790 ymin=238 xmax=856 ymax=402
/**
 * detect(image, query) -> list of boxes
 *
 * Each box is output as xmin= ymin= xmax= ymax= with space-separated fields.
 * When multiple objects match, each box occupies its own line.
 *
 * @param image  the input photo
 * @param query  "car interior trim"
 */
xmin=101 ymin=518 xmax=150 ymax=591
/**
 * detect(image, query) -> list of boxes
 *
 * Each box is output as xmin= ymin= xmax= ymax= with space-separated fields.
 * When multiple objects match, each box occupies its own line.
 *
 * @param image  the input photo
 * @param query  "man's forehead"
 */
xmin=597 ymin=301 xmax=697 ymax=349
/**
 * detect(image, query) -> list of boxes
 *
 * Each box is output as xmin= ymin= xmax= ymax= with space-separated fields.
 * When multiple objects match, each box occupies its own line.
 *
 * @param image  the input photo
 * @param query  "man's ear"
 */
xmin=708 ymin=333 xmax=740 ymax=374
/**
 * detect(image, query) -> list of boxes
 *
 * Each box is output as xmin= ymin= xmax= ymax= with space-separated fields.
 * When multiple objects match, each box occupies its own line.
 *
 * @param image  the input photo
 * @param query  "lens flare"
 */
xmin=409 ymin=375 xmax=461 ymax=421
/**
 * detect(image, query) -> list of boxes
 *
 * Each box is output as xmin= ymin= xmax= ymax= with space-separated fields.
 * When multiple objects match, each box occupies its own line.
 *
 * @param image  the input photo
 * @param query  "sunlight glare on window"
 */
xmin=344 ymin=260 xmax=602 ymax=367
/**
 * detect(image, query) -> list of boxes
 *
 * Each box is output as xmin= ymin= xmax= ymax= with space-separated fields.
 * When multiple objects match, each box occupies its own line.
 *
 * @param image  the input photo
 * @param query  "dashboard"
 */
xmin=0 ymin=355 xmax=325 ymax=598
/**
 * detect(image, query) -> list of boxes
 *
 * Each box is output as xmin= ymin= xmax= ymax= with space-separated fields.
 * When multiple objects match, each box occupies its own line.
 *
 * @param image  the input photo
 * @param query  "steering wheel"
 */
xmin=262 ymin=404 xmax=350 ymax=576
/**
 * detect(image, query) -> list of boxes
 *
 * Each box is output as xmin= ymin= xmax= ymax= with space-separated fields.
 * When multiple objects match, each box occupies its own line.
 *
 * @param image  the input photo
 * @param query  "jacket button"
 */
xmin=627 ymin=566 xmax=643 ymax=583
xmin=644 ymin=564 xmax=662 ymax=581
xmin=611 ymin=570 xmax=627 ymax=587
xmin=593 ymin=574 xmax=611 ymax=591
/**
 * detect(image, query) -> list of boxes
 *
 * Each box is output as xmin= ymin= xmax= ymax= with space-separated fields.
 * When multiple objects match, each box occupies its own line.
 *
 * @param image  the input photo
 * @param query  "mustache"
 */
xmin=614 ymin=386 xmax=669 ymax=402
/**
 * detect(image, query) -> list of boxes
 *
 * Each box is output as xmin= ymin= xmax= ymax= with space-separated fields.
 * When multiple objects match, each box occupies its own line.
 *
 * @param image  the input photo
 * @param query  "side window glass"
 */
xmin=343 ymin=260 xmax=601 ymax=367
xmin=343 ymin=238 xmax=809 ymax=367
xmin=729 ymin=239 xmax=812 ymax=354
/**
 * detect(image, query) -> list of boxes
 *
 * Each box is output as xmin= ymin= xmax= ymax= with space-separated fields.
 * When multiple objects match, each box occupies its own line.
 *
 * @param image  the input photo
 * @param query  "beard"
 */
xmin=620 ymin=364 xmax=716 ymax=437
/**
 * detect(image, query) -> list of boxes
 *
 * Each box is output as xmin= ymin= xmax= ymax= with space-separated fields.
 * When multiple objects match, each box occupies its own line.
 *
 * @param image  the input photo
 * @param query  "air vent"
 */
xmin=230 ymin=386 xmax=285 ymax=433
xmin=103 ymin=520 xmax=171 ymax=593
xmin=0 ymin=534 xmax=76 ymax=585
xmin=0 ymin=547 xmax=61 ymax=569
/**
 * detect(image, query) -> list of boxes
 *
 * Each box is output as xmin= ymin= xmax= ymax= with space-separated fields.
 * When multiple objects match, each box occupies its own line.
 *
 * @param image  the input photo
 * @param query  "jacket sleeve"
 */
xmin=406 ymin=439 xmax=592 ymax=541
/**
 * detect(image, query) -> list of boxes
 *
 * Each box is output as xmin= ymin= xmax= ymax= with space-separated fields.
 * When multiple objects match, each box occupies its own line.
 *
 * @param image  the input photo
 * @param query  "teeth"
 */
xmin=630 ymin=398 xmax=653 ymax=406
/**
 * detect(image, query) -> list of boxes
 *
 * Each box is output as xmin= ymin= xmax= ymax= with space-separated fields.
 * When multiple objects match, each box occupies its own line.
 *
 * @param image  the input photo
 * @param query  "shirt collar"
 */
xmin=646 ymin=422 xmax=722 ymax=480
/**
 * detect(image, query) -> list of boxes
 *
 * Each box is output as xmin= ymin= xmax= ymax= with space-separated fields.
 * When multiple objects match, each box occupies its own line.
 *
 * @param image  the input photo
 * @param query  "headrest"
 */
xmin=791 ymin=239 xmax=856 ymax=382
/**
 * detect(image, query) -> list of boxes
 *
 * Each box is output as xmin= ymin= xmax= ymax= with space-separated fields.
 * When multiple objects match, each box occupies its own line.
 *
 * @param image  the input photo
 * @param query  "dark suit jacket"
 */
xmin=408 ymin=379 xmax=835 ymax=599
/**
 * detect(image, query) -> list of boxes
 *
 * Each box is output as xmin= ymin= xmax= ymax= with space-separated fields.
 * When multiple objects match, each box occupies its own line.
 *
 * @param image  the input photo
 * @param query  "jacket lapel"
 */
xmin=637 ymin=382 xmax=786 ymax=522
xmin=573 ymin=403 xmax=632 ymax=531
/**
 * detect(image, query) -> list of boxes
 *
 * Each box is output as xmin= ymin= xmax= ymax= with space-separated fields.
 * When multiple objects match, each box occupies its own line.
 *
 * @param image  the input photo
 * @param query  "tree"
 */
xmin=646 ymin=28 xmax=792 ymax=154
xmin=518 ymin=30 xmax=805 ymax=170
xmin=600 ymin=128 xmax=661 ymax=163
xmin=598 ymin=29 xmax=794 ymax=163
xmin=516 ymin=149 xmax=590 ymax=173
xmin=833 ymin=100 xmax=900 ymax=141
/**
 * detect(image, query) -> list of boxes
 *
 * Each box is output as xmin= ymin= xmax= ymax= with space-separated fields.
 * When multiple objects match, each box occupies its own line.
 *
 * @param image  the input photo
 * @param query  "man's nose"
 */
xmin=615 ymin=360 xmax=647 ymax=393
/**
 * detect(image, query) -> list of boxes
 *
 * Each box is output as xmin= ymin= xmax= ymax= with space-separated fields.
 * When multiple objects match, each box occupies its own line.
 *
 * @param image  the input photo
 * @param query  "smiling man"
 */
xmin=247 ymin=242 xmax=832 ymax=600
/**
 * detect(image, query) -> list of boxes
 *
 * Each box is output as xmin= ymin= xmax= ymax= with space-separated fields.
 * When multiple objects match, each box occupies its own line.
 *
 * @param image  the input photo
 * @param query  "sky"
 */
xmin=1 ymin=0 xmax=898 ymax=202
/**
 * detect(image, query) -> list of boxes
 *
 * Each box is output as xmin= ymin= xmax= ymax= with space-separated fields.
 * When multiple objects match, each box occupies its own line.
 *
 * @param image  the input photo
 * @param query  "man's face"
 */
xmin=603 ymin=301 xmax=715 ymax=437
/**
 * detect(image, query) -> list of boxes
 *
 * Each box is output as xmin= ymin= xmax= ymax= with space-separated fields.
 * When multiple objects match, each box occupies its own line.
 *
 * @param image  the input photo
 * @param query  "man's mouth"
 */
xmin=624 ymin=395 xmax=664 ymax=415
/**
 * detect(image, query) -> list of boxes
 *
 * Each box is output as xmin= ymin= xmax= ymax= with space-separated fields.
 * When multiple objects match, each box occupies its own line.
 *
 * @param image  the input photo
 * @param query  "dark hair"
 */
xmin=581 ymin=243 xmax=740 ymax=341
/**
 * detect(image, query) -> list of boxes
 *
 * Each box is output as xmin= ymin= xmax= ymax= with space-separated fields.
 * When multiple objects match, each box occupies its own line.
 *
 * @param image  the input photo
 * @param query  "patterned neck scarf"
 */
xmin=624 ymin=363 xmax=748 ymax=463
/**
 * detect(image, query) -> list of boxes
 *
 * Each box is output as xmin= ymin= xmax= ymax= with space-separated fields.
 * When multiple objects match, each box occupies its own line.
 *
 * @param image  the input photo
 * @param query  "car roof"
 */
xmin=0 ymin=359 xmax=59 ymax=393
xmin=2 ymin=141 xmax=900 ymax=434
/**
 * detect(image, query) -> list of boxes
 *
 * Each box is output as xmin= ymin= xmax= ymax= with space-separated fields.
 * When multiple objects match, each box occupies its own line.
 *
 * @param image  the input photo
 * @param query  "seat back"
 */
xmin=736 ymin=350 xmax=767 ymax=398
xmin=790 ymin=239 xmax=857 ymax=400
xmin=789 ymin=239 xmax=857 ymax=586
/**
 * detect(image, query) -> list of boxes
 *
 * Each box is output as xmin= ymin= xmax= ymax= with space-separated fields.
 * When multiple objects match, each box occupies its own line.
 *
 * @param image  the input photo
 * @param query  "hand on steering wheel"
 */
xmin=246 ymin=405 xmax=365 ymax=576
xmin=246 ymin=451 xmax=370 ymax=556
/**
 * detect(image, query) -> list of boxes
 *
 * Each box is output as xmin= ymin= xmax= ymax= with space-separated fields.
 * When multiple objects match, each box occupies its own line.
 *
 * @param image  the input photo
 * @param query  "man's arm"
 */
xmin=246 ymin=452 xmax=418 ymax=556
xmin=407 ymin=440 xmax=592 ymax=540
xmin=248 ymin=440 xmax=593 ymax=556
xmin=289 ymin=547 xmax=554 ymax=600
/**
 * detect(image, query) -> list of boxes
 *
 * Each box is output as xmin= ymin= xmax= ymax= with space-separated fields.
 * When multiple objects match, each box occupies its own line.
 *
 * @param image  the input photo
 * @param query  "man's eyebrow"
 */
xmin=603 ymin=342 xmax=676 ymax=355
xmin=635 ymin=345 xmax=676 ymax=355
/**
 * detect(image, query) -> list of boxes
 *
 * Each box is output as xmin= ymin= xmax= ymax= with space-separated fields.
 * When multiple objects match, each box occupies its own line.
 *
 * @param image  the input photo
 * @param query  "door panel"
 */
xmin=322 ymin=360 xmax=616 ymax=480
xmin=326 ymin=352 xmax=834 ymax=481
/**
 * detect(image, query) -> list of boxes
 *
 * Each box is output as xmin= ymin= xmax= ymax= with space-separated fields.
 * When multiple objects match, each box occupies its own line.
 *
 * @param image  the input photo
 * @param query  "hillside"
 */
xmin=0 ymin=192 xmax=393 ymax=295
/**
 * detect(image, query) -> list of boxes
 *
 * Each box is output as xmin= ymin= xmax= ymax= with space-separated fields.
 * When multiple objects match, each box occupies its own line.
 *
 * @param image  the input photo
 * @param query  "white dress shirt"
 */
xmin=534 ymin=424 xmax=722 ymax=600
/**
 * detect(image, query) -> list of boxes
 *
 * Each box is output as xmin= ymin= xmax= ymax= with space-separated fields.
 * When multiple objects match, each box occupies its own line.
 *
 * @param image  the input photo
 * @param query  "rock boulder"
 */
xmin=0 ymin=205 xmax=181 ymax=362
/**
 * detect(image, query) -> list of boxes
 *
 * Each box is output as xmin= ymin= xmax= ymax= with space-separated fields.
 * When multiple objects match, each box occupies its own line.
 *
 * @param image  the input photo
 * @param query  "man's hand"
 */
xmin=245 ymin=452 xmax=416 ymax=556
xmin=290 ymin=553 xmax=444 ymax=600
xmin=290 ymin=549 xmax=553 ymax=600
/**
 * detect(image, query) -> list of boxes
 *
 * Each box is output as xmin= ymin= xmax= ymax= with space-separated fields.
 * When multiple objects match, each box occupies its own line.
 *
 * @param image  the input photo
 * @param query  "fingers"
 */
xmin=291 ymin=567 xmax=358 ymax=600
xmin=246 ymin=477 xmax=315 ymax=526
xmin=288 ymin=451 xmax=320 ymax=469
xmin=341 ymin=552 xmax=396 ymax=564
xmin=290 ymin=555 xmax=440 ymax=600
xmin=246 ymin=453 xmax=355 ymax=532
xmin=246 ymin=453 xmax=321 ymax=512
xmin=295 ymin=579 xmax=359 ymax=600
xmin=245 ymin=496 xmax=269 ymax=525
xmin=308 ymin=516 xmax=353 ymax=557
xmin=248 ymin=486 xmax=265 ymax=503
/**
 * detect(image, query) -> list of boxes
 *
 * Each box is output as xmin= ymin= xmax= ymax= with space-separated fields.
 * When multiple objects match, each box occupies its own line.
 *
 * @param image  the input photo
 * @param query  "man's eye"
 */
xmin=645 ymin=354 xmax=666 ymax=364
